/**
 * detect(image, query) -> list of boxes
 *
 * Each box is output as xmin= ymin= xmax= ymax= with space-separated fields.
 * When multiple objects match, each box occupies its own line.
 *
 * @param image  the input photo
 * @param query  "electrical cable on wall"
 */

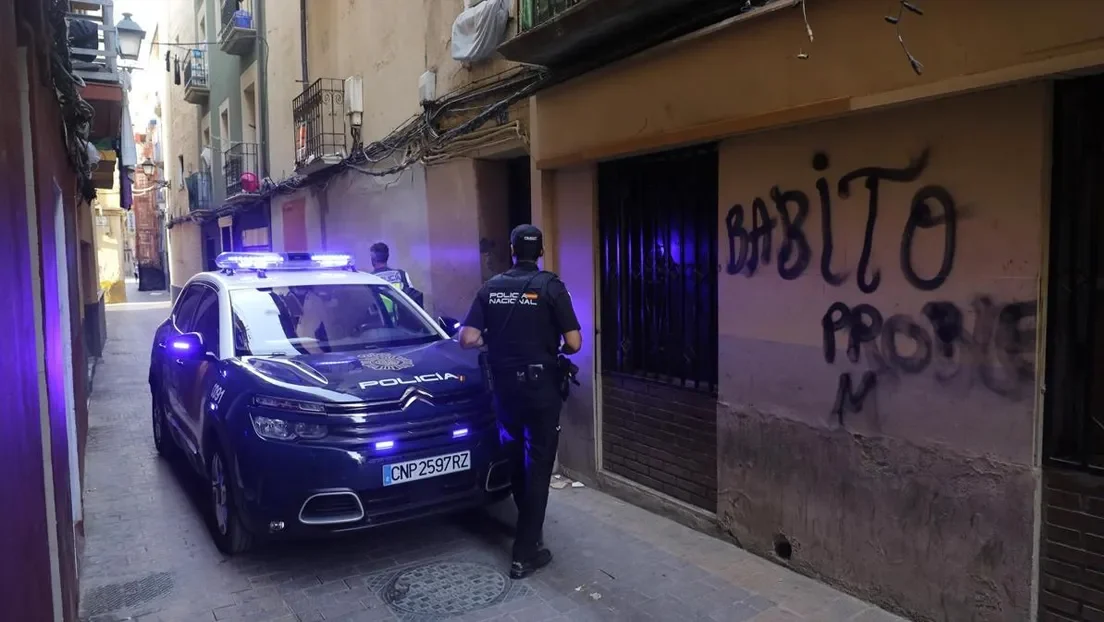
xmin=169 ymin=64 xmax=547 ymax=227
xmin=885 ymin=0 xmax=924 ymax=75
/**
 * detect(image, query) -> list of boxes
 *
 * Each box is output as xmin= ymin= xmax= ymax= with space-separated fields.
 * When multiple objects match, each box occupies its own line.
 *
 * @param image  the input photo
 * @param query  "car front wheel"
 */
xmin=208 ymin=446 xmax=253 ymax=555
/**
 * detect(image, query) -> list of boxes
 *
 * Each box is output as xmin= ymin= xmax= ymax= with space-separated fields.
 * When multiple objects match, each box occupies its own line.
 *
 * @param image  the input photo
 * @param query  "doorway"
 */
xmin=506 ymin=155 xmax=531 ymax=232
xmin=1039 ymin=73 xmax=1104 ymax=621
xmin=596 ymin=143 xmax=720 ymax=512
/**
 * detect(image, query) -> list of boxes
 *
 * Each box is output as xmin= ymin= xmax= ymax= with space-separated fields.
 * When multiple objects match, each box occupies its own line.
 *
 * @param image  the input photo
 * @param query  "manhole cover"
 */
xmin=82 ymin=572 xmax=174 ymax=617
xmin=382 ymin=561 xmax=509 ymax=615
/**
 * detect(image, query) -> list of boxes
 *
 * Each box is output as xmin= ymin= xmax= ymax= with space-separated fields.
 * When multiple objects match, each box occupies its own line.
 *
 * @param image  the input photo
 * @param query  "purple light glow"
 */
xmin=452 ymin=428 xmax=468 ymax=439
xmin=171 ymin=340 xmax=192 ymax=351
xmin=375 ymin=440 xmax=395 ymax=451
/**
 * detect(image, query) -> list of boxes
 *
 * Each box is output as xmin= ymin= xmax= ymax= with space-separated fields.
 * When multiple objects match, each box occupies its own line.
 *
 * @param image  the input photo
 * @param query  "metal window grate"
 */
xmin=292 ymin=78 xmax=347 ymax=170
xmin=598 ymin=144 xmax=720 ymax=394
xmin=223 ymin=142 xmax=260 ymax=197
xmin=520 ymin=0 xmax=584 ymax=32
xmin=186 ymin=171 xmax=213 ymax=212
xmin=1043 ymin=74 xmax=1104 ymax=472
xmin=184 ymin=48 xmax=209 ymax=89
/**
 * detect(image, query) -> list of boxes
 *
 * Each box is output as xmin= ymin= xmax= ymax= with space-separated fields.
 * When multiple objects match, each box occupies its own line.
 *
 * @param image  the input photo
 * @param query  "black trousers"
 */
xmin=493 ymin=369 xmax=562 ymax=562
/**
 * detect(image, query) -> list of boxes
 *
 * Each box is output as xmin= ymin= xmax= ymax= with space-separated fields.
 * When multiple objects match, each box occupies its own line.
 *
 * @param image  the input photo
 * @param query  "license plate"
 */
xmin=383 ymin=451 xmax=470 ymax=486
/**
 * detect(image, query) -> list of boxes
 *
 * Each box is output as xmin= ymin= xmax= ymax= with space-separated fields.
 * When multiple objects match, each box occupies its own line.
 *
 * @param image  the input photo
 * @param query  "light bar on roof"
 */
xmin=310 ymin=253 xmax=354 ymax=268
xmin=215 ymin=251 xmax=356 ymax=273
xmin=215 ymin=252 xmax=285 ymax=271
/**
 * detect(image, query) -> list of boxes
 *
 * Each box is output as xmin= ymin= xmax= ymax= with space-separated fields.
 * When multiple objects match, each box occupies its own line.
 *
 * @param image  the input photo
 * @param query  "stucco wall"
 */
xmin=550 ymin=165 xmax=599 ymax=477
xmin=529 ymin=0 xmax=1104 ymax=168
xmin=305 ymin=0 xmax=520 ymax=145
xmin=168 ymin=221 xmax=204 ymax=292
xmin=714 ymin=83 xmax=1048 ymax=621
xmin=164 ymin=0 xmax=201 ymax=222
xmin=263 ymin=1 xmax=301 ymax=179
xmin=322 ymin=166 xmax=434 ymax=308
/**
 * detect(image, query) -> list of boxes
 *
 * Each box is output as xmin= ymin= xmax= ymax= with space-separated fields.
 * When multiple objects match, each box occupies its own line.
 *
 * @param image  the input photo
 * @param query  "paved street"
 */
xmin=79 ymin=285 xmax=907 ymax=622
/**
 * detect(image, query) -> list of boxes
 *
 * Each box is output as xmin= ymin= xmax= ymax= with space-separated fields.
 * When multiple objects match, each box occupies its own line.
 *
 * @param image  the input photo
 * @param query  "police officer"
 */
xmin=458 ymin=224 xmax=582 ymax=579
xmin=370 ymin=241 xmax=424 ymax=307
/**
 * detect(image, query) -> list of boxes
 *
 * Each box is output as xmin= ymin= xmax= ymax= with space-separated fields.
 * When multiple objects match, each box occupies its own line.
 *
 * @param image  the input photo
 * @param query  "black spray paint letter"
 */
xmin=771 ymin=185 xmax=812 ymax=281
xmin=901 ymin=185 xmax=957 ymax=291
xmin=814 ymin=152 xmax=847 ymax=286
xmin=837 ymin=149 xmax=931 ymax=294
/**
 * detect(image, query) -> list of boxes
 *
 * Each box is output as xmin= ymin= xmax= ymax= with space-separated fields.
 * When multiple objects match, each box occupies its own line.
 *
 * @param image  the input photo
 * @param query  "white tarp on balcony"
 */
xmin=451 ymin=0 xmax=510 ymax=63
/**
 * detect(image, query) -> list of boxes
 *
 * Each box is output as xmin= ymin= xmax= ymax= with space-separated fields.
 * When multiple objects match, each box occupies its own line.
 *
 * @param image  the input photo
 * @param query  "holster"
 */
xmin=556 ymin=355 xmax=580 ymax=401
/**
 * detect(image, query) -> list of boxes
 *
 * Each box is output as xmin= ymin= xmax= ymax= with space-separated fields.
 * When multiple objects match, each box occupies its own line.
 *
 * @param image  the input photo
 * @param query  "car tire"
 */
xmin=208 ymin=445 xmax=254 ymax=555
xmin=152 ymin=394 xmax=173 ymax=459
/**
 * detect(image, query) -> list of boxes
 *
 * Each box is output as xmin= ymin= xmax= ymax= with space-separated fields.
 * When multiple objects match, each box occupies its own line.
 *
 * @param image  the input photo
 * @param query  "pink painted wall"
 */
xmin=714 ymin=82 xmax=1049 ymax=620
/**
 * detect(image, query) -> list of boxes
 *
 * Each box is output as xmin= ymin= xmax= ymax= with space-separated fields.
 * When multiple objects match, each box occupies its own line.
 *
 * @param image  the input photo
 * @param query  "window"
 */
xmin=242 ymin=83 xmax=258 ymax=146
xmin=192 ymin=288 xmax=221 ymax=355
xmin=230 ymin=284 xmax=440 ymax=356
xmin=173 ymin=284 xmax=206 ymax=331
xmin=219 ymin=106 xmax=230 ymax=146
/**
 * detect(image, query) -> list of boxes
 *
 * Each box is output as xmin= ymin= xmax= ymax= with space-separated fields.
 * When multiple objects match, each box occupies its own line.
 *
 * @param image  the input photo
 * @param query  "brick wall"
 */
xmin=601 ymin=374 xmax=717 ymax=512
xmin=1040 ymin=467 xmax=1104 ymax=620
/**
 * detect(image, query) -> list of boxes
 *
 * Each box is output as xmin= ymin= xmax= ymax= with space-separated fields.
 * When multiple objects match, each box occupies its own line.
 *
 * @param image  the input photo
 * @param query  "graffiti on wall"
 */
xmin=724 ymin=150 xmax=1036 ymax=423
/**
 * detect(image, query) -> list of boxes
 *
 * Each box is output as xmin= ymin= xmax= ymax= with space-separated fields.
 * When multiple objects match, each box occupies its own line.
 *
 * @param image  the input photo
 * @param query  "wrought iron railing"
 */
xmin=185 ymin=172 xmax=213 ymax=212
xmin=184 ymin=49 xmax=209 ymax=90
xmin=292 ymin=78 xmax=347 ymax=170
xmin=66 ymin=0 xmax=121 ymax=84
xmin=598 ymin=144 xmax=719 ymax=393
xmin=519 ymin=0 xmax=584 ymax=32
xmin=223 ymin=142 xmax=260 ymax=197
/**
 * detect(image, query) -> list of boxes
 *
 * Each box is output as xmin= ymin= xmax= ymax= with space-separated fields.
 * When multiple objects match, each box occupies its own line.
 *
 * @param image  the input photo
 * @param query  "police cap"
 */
xmin=510 ymin=224 xmax=543 ymax=257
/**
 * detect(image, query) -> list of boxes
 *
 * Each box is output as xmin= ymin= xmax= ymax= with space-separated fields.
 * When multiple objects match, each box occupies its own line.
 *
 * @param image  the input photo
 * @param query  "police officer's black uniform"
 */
xmin=462 ymin=225 xmax=580 ymax=579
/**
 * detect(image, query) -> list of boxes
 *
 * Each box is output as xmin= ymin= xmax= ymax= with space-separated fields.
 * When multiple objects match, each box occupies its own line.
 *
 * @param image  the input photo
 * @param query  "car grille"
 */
xmin=322 ymin=390 xmax=495 ymax=446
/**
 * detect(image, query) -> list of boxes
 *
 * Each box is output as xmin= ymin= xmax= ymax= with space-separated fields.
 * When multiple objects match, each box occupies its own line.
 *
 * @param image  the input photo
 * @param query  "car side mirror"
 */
xmin=437 ymin=316 xmax=460 ymax=338
xmin=168 ymin=332 xmax=205 ymax=359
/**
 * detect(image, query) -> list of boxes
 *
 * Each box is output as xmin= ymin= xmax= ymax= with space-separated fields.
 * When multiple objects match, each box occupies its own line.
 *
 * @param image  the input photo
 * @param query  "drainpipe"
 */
xmin=299 ymin=0 xmax=308 ymax=85
xmin=256 ymin=0 xmax=270 ymax=178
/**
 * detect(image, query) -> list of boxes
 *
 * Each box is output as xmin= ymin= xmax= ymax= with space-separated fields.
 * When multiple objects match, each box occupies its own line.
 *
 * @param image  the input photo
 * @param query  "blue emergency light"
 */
xmin=215 ymin=251 xmax=356 ymax=275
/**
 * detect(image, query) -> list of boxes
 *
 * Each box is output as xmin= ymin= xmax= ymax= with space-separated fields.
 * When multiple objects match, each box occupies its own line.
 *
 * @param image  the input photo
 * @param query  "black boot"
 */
xmin=510 ymin=548 xmax=552 ymax=580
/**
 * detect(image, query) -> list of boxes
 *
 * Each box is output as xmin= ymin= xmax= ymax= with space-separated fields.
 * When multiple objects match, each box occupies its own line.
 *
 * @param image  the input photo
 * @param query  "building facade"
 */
xmin=494 ymin=0 xmax=1104 ymax=621
xmin=162 ymin=0 xmax=534 ymax=321
xmin=2 ymin=0 xmax=138 ymax=618
xmin=163 ymin=0 xmax=271 ymax=299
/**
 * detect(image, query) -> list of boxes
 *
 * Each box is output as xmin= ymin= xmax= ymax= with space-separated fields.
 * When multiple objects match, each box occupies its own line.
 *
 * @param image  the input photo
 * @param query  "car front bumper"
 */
xmin=231 ymin=418 xmax=511 ymax=538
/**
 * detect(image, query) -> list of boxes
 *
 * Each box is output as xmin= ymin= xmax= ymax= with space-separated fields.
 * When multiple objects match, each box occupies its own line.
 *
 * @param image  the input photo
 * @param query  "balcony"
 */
xmin=223 ymin=142 xmax=261 ymax=197
xmin=219 ymin=0 xmax=257 ymax=57
xmin=183 ymin=50 xmax=210 ymax=105
xmin=185 ymin=172 xmax=214 ymax=213
xmin=292 ymin=78 xmax=348 ymax=174
xmin=500 ymin=0 xmax=793 ymax=69
xmin=67 ymin=0 xmax=121 ymax=85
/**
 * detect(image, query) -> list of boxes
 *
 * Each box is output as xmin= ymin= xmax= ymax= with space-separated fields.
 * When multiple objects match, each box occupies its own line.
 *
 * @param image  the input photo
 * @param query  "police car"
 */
xmin=148 ymin=251 xmax=511 ymax=554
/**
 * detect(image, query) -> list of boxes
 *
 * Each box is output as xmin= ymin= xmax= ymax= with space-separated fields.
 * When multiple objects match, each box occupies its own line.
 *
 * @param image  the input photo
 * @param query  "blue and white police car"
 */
xmin=148 ymin=251 xmax=511 ymax=554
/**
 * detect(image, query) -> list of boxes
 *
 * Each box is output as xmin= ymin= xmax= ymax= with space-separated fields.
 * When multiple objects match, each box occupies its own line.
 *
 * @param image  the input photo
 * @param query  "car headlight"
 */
xmin=250 ymin=414 xmax=328 ymax=441
xmin=252 ymin=395 xmax=326 ymax=414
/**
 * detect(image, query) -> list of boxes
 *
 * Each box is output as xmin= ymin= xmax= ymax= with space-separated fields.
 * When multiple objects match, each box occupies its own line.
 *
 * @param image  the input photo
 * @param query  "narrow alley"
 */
xmin=76 ymin=286 xmax=905 ymax=622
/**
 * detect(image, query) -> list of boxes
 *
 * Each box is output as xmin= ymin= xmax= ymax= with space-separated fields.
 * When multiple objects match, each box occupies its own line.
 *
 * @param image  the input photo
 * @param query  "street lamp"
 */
xmin=116 ymin=13 xmax=146 ymax=61
xmin=141 ymin=158 xmax=156 ymax=177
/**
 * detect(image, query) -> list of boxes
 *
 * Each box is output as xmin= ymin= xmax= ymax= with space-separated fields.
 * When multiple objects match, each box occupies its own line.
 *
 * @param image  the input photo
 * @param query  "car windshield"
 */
xmin=230 ymin=283 xmax=441 ymax=356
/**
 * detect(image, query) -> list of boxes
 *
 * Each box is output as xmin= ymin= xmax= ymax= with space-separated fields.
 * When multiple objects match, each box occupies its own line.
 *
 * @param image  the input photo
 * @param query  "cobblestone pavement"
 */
xmin=79 ymin=286 xmax=908 ymax=622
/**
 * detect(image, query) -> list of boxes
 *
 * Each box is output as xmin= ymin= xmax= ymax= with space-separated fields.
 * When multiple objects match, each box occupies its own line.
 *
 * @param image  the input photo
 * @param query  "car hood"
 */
xmin=239 ymin=339 xmax=484 ymax=402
